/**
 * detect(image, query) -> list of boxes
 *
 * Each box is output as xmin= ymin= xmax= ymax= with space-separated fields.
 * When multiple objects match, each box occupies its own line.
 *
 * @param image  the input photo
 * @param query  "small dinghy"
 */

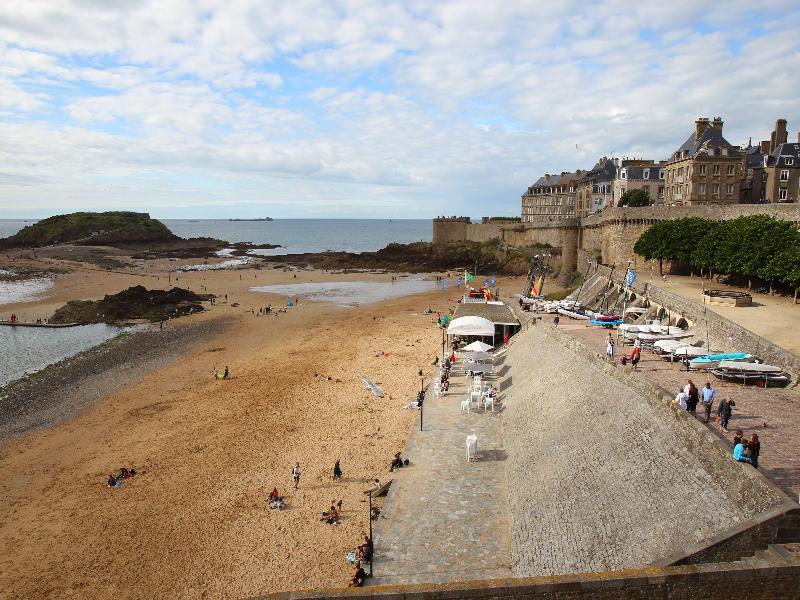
xmin=709 ymin=361 xmax=791 ymax=387
xmin=689 ymin=352 xmax=753 ymax=370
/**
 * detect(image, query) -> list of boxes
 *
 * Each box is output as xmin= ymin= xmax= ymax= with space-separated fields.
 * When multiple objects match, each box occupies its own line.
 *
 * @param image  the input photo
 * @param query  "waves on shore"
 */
xmin=250 ymin=278 xmax=441 ymax=305
xmin=0 ymin=276 xmax=54 ymax=306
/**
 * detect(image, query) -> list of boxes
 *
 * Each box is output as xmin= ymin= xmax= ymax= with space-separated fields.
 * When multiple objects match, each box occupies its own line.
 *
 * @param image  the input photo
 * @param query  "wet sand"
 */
xmin=0 ymin=251 xmax=475 ymax=598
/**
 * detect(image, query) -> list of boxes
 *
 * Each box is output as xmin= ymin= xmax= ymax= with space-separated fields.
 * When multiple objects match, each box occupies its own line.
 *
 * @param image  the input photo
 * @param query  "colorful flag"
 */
xmin=456 ymin=276 xmax=462 ymax=288
xmin=532 ymin=274 xmax=544 ymax=296
xmin=491 ymin=274 xmax=495 ymax=287
xmin=625 ymin=268 xmax=637 ymax=288
xmin=465 ymin=272 xmax=475 ymax=282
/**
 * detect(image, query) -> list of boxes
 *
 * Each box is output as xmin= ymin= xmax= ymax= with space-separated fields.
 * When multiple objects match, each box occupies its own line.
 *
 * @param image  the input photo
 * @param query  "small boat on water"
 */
xmin=709 ymin=361 xmax=791 ymax=387
xmin=689 ymin=352 xmax=754 ymax=370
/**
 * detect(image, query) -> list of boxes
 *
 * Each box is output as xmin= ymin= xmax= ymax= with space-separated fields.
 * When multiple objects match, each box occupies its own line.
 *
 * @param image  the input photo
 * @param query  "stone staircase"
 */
xmin=727 ymin=543 xmax=800 ymax=569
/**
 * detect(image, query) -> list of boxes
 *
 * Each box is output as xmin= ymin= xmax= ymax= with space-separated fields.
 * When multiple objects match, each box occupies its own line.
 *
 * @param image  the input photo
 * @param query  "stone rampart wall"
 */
xmin=434 ymin=204 xmax=800 ymax=271
xmin=592 ymin=265 xmax=800 ymax=374
xmin=250 ymin=557 xmax=800 ymax=599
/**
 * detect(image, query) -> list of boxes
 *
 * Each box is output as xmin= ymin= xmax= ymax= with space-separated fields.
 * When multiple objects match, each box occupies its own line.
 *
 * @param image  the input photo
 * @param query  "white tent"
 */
xmin=463 ymin=340 xmax=493 ymax=352
xmin=446 ymin=316 xmax=494 ymax=337
xmin=460 ymin=350 xmax=494 ymax=362
xmin=463 ymin=361 xmax=492 ymax=374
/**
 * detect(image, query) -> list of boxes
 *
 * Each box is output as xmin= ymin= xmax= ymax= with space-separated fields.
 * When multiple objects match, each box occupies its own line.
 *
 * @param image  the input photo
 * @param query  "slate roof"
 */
xmin=527 ymin=171 xmax=582 ymax=192
xmin=766 ymin=142 xmax=800 ymax=168
xmin=620 ymin=166 xmax=661 ymax=181
xmin=454 ymin=301 xmax=519 ymax=326
xmin=672 ymin=125 xmax=738 ymax=160
xmin=577 ymin=158 xmax=616 ymax=184
xmin=744 ymin=145 xmax=766 ymax=169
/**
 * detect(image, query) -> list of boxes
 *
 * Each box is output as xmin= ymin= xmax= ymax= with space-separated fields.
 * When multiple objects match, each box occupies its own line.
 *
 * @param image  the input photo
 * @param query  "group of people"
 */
xmin=438 ymin=356 xmax=452 ymax=392
xmin=320 ymin=501 xmax=342 ymax=525
xmin=106 ymin=467 xmax=137 ymax=488
xmin=674 ymin=380 xmax=729 ymax=424
xmin=732 ymin=430 xmax=761 ymax=468
xmin=347 ymin=535 xmax=373 ymax=587
xmin=389 ymin=451 xmax=408 ymax=472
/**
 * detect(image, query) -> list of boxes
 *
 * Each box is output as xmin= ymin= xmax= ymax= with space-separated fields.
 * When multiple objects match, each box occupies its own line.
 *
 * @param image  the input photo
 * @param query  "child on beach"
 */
xmin=292 ymin=463 xmax=301 ymax=489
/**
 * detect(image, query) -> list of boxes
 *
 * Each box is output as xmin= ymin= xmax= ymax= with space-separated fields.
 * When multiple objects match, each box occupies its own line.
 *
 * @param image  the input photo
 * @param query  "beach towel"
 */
xmin=346 ymin=551 xmax=358 ymax=566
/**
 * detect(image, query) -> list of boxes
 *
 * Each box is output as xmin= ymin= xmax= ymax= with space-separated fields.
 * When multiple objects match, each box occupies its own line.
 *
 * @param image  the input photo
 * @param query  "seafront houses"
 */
xmin=662 ymin=117 xmax=746 ymax=206
xmin=612 ymin=159 xmax=666 ymax=207
xmin=575 ymin=157 xmax=616 ymax=217
xmin=762 ymin=120 xmax=800 ymax=204
xmin=521 ymin=170 xmax=583 ymax=222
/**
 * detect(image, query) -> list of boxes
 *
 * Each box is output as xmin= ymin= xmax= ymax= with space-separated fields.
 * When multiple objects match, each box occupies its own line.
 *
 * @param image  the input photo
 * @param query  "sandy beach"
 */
xmin=0 ymin=252 xmax=478 ymax=598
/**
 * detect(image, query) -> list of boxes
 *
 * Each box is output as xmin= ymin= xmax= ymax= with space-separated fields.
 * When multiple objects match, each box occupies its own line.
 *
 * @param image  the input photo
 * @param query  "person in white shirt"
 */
xmin=674 ymin=391 xmax=689 ymax=410
xmin=292 ymin=463 xmax=301 ymax=489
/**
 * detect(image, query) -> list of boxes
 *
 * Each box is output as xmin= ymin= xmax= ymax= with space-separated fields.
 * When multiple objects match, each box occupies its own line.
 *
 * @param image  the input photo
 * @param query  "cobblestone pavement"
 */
xmin=501 ymin=324 xmax=785 ymax=577
xmin=370 ymin=365 xmax=512 ymax=585
xmin=559 ymin=320 xmax=800 ymax=502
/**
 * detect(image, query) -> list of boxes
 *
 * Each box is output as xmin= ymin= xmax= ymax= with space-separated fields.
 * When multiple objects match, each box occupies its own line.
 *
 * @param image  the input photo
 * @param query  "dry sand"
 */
xmin=0 ymin=254 xmax=480 ymax=598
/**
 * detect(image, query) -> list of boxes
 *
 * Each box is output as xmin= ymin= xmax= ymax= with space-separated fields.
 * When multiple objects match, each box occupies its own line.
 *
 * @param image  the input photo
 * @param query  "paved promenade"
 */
xmin=371 ymin=362 xmax=512 ymax=585
xmin=559 ymin=319 xmax=800 ymax=502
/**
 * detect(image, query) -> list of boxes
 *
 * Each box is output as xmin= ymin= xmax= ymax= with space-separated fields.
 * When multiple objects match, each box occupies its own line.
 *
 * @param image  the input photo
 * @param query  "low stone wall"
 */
xmin=250 ymin=561 xmax=800 ymax=599
xmin=592 ymin=266 xmax=800 ymax=376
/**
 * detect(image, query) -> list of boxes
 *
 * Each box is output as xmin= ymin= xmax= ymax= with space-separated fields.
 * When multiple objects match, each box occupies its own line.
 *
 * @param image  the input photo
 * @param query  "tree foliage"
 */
xmin=633 ymin=215 xmax=800 ymax=289
xmin=618 ymin=188 xmax=652 ymax=207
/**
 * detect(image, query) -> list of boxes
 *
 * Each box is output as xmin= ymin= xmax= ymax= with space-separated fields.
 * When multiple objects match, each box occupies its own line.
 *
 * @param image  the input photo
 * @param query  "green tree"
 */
xmin=618 ymin=188 xmax=652 ymax=207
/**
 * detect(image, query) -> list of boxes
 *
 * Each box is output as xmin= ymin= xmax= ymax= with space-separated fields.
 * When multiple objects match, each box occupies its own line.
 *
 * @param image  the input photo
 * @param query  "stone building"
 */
xmin=765 ymin=137 xmax=800 ymax=203
xmin=741 ymin=142 xmax=767 ymax=204
xmin=612 ymin=159 xmax=666 ymax=206
xmin=663 ymin=117 xmax=745 ymax=206
xmin=576 ymin=157 xmax=616 ymax=216
xmin=521 ymin=171 xmax=583 ymax=222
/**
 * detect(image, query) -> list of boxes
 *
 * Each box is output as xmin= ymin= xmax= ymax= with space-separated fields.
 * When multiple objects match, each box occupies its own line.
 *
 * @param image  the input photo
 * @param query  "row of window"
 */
xmin=619 ymin=169 xmax=665 ymax=180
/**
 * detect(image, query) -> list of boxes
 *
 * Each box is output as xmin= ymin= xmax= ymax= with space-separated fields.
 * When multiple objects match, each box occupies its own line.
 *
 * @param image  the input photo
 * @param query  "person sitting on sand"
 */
xmin=107 ymin=474 xmax=119 ymax=487
xmin=349 ymin=561 xmax=367 ymax=587
xmin=321 ymin=505 xmax=339 ymax=524
xmin=268 ymin=488 xmax=285 ymax=509
xmin=390 ymin=452 xmax=404 ymax=471
xmin=269 ymin=488 xmax=280 ymax=500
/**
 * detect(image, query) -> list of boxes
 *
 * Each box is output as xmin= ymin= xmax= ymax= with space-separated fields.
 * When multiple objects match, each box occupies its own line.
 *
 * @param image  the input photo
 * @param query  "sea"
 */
xmin=0 ymin=218 xmax=433 ymax=384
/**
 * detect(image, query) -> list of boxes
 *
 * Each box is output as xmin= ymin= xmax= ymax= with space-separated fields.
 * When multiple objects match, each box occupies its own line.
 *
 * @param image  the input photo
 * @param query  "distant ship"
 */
xmin=228 ymin=217 xmax=273 ymax=222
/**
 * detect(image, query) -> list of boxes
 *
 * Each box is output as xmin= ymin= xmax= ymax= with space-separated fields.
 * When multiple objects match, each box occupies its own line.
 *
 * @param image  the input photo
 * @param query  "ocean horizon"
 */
xmin=0 ymin=218 xmax=433 ymax=255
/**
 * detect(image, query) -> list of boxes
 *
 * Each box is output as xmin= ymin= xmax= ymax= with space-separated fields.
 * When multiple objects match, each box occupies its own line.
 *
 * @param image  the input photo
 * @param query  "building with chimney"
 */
xmin=755 ymin=119 xmax=799 ymax=204
xmin=663 ymin=117 xmax=745 ymax=205
xmin=612 ymin=159 xmax=666 ymax=206
xmin=576 ymin=157 xmax=617 ymax=216
xmin=521 ymin=170 xmax=583 ymax=222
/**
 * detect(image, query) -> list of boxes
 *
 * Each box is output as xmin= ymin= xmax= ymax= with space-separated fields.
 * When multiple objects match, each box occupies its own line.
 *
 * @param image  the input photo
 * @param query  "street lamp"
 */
xmin=418 ymin=369 xmax=424 ymax=431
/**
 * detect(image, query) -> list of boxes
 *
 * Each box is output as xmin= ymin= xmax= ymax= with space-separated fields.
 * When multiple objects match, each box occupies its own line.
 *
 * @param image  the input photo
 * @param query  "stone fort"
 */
xmin=432 ymin=204 xmax=800 ymax=278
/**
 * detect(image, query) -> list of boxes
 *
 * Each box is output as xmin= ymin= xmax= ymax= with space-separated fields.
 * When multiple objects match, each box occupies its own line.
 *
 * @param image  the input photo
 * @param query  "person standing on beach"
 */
xmin=292 ymin=463 xmax=301 ymax=489
xmin=605 ymin=333 xmax=614 ymax=360
xmin=333 ymin=460 xmax=342 ymax=481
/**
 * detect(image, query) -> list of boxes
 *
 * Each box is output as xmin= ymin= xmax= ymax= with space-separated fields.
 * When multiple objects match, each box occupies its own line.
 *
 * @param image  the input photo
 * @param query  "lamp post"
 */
xmin=419 ymin=369 xmax=424 ymax=431
xmin=368 ymin=491 xmax=374 ymax=577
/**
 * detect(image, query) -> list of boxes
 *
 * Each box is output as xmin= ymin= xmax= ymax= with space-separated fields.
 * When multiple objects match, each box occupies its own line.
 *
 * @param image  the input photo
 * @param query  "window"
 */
xmin=780 ymin=170 xmax=790 ymax=181
xmin=787 ymin=158 xmax=795 ymax=166
xmin=658 ymin=185 xmax=665 ymax=197
xmin=643 ymin=169 xmax=650 ymax=179
xmin=727 ymin=165 xmax=734 ymax=175
xmin=726 ymin=184 xmax=733 ymax=195
xmin=620 ymin=187 xmax=626 ymax=196
xmin=779 ymin=189 xmax=788 ymax=200
xmin=713 ymin=165 xmax=720 ymax=175
xmin=699 ymin=165 xmax=707 ymax=175
xmin=699 ymin=183 xmax=706 ymax=195
xmin=659 ymin=169 xmax=665 ymax=179
xmin=713 ymin=184 xmax=720 ymax=194
xmin=621 ymin=170 xmax=627 ymax=179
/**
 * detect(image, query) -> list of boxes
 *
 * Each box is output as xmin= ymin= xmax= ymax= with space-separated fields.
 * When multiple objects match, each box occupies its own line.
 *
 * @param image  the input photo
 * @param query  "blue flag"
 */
xmin=625 ymin=268 xmax=637 ymax=288
xmin=491 ymin=274 xmax=495 ymax=287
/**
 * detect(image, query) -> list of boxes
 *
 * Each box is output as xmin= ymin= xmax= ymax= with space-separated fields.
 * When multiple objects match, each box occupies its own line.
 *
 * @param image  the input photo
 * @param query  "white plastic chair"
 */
xmin=483 ymin=397 xmax=494 ymax=413
xmin=466 ymin=433 xmax=478 ymax=462
xmin=460 ymin=399 xmax=469 ymax=413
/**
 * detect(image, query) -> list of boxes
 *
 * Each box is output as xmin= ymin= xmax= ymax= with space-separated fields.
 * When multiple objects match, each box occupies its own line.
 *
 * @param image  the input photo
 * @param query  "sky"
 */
xmin=1 ymin=0 xmax=800 ymax=219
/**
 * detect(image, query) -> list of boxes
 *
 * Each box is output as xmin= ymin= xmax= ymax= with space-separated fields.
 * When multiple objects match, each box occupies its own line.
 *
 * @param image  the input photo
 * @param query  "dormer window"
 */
xmin=787 ymin=158 xmax=795 ymax=166
xmin=643 ymin=169 xmax=650 ymax=179
xmin=659 ymin=169 xmax=665 ymax=179
xmin=621 ymin=169 xmax=627 ymax=179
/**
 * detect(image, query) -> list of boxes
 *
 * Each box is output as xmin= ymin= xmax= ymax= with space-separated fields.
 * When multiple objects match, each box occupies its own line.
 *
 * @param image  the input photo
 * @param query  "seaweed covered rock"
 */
xmin=50 ymin=286 xmax=209 ymax=324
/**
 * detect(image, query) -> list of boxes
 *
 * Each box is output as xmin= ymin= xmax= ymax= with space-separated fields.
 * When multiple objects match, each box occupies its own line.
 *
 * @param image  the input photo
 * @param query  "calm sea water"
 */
xmin=0 ymin=219 xmax=431 ymax=254
xmin=0 ymin=324 xmax=119 ymax=386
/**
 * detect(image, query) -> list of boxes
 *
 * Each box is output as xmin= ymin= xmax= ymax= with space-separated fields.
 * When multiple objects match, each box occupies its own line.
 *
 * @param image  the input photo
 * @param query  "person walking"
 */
xmin=292 ymin=462 xmax=301 ymax=489
xmin=684 ymin=380 xmax=699 ymax=415
xmin=553 ymin=315 xmax=560 ymax=327
xmin=718 ymin=397 xmax=734 ymax=432
xmin=605 ymin=333 xmax=615 ymax=361
xmin=333 ymin=460 xmax=342 ymax=481
xmin=701 ymin=382 xmax=716 ymax=422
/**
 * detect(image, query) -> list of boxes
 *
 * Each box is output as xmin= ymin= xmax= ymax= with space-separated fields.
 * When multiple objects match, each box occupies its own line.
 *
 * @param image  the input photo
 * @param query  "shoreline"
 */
xmin=0 ymin=316 xmax=233 ymax=443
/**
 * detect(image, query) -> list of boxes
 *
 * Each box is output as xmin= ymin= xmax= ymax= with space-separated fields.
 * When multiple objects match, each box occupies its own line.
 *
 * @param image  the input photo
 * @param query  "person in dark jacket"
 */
xmin=749 ymin=434 xmax=761 ymax=468
xmin=686 ymin=380 xmax=699 ymax=415
xmin=333 ymin=460 xmax=343 ymax=481
xmin=718 ymin=398 xmax=734 ymax=432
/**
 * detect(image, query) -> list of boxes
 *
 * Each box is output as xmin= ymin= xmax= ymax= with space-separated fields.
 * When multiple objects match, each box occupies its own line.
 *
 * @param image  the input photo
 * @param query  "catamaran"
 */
xmin=709 ymin=361 xmax=791 ymax=387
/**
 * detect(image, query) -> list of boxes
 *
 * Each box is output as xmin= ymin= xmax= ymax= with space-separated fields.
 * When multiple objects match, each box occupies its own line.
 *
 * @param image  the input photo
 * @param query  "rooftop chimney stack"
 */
xmin=773 ymin=119 xmax=788 ymax=152
xmin=711 ymin=117 xmax=723 ymax=132
xmin=695 ymin=117 xmax=711 ymax=141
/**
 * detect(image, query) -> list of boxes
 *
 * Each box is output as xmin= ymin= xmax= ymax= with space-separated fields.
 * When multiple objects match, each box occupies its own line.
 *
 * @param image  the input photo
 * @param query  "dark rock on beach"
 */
xmin=49 ymin=285 xmax=210 ymax=324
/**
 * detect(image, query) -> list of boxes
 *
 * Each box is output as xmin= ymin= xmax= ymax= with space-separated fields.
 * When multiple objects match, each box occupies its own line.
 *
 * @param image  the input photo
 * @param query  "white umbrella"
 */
xmin=463 ymin=361 xmax=492 ymax=374
xmin=463 ymin=340 xmax=493 ymax=352
xmin=460 ymin=350 xmax=494 ymax=362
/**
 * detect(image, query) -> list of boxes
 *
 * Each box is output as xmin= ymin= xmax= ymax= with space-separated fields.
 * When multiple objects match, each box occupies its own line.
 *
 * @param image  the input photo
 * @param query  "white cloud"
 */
xmin=0 ymin=0 xmax=799 ymax=217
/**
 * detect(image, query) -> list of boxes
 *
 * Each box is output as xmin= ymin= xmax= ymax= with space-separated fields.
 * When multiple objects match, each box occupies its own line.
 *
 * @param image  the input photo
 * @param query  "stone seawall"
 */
xmin=434 ymin=204 xmax=800 ymax=272
xmin=499 ymin=324 xmax=787 ymax=577
xmin=591 ymin=265 xmax=800 ymax=376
